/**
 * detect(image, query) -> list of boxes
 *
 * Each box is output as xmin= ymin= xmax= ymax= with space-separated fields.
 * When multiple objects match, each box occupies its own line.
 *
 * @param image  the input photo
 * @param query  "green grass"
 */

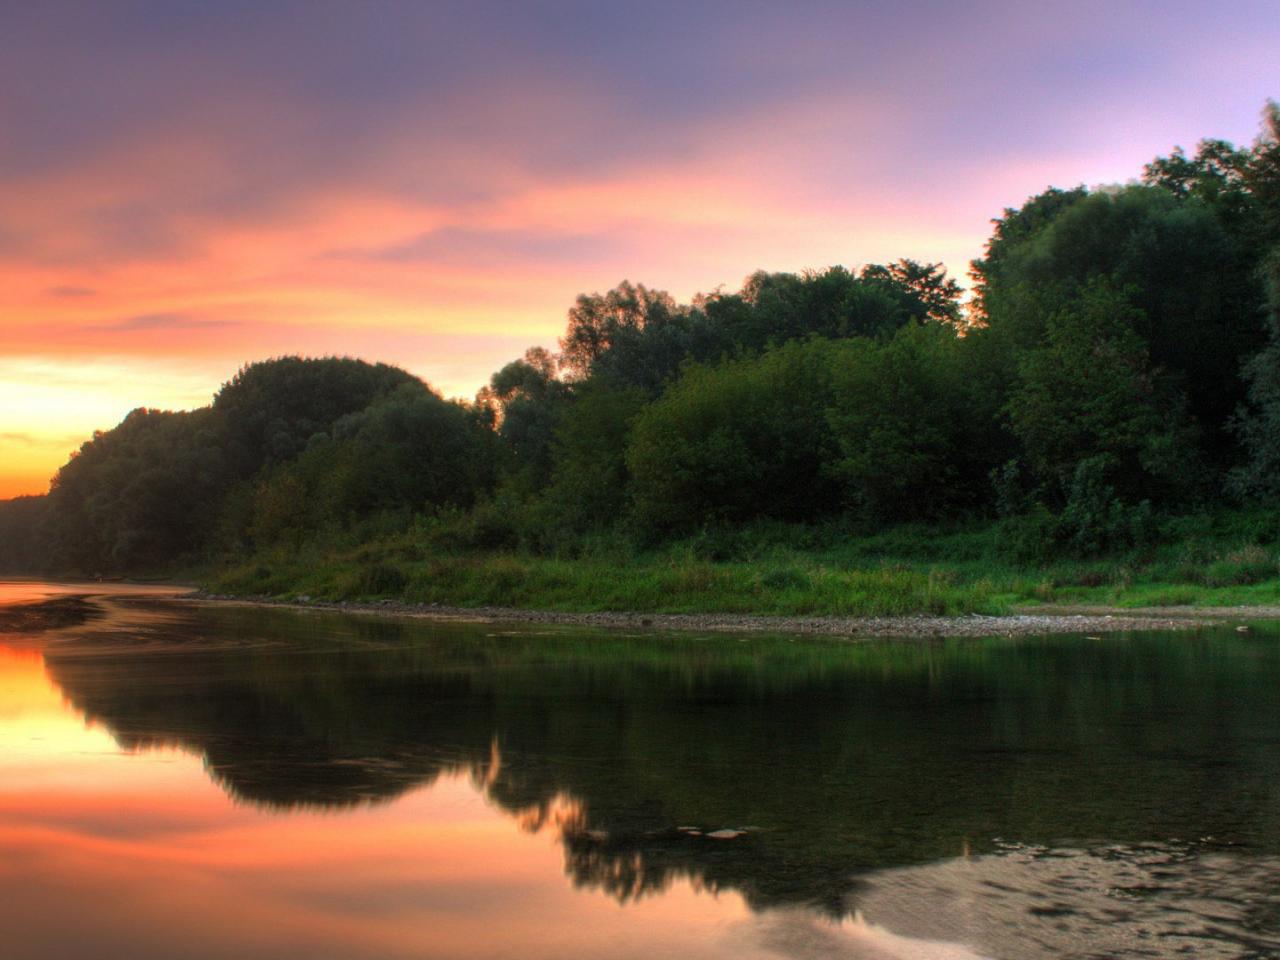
xmin=203 ymin=509 xmax=1280 ymax=618
xmin=210 ymin=548 xmax=1002 ymax=616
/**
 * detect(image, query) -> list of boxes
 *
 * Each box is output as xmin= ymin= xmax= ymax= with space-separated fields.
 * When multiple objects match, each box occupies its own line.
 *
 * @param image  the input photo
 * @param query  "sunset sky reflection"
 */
xmin=0 ymin=640 xmax=820 ymax=960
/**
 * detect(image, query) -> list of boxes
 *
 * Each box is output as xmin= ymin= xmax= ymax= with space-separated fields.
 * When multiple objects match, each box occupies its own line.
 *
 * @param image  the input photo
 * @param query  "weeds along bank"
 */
xmin=205 ymin=508 xmax=1280 ymax=617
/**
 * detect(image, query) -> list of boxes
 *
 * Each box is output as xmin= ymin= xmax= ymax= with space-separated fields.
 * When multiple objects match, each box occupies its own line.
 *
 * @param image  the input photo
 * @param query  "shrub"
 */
xmin=359 ymin=562 xmax=408 ymax=595
xmin=626 ymin=340 xmax=839 ymax=535
xmin=1203 ymin=545 xmax=1277 ymax=586
xmin=758 ymin=566 xmax=812 ymax=592
xmin=826 ymin=322 xmax=991 ymax=521
xmin=996 ymin=503 xmax=1061 ymax=563
xmin=1059 ymin=457 xmax=1154 ymax=556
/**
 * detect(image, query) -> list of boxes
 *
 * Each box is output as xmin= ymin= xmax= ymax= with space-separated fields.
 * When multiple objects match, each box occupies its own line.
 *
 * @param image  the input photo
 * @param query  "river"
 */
xmin=2 ymin=582 xmax=1279 ymax=959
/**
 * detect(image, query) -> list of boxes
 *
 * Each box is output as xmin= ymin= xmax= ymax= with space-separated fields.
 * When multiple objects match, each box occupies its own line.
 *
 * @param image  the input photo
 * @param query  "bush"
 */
xmin=359 ymin=562 xmax=408 ymax=595
xmin=996 ymin=503 xmax=1061 ymax=563
xmin=826 ymin=322 xmax=992 ymax=521
xmin=681 ymin=526 xmax=751 ymax=562
xmin=757 ymin=566 xmax=812 ymax=592
xmin=626 ymin=340 xmax=840 ymax=535
xmin=422 ymin=499 xmax=521 ymax=553
xmin=1203 ymin=545 xmax=1277 ymax=586
xmin=1059 ymin=457 xmax=1154 ymax=556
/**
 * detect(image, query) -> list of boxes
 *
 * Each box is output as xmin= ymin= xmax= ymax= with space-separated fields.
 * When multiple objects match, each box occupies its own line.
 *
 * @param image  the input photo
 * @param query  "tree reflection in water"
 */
xmin=40 ymin=600 xmax=1280 ymax=924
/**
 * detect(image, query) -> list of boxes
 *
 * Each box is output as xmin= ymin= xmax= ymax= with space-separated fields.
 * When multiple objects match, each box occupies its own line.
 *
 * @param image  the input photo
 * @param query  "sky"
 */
xmin=1 ymin=0 xmax=1278 ymax=498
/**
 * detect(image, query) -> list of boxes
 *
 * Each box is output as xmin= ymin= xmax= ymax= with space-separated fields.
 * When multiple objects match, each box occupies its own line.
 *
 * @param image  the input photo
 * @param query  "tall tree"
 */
xmin=826 ymin=322 xmax=993 ymax=521
xmin=213 ymin=356 xmax=420 ymax=478
xmin=476 ymin=347 xmax=570 ymax=489
xmin=858 ymin=259 xmax=963 ymax=327
xmin=973 ymin=185 xmax=1266 ymax=459
xmin=1006 ymin=279 xmax=1198 ymax=504
xmin=558 ymin=282 xmax=693 ymax=388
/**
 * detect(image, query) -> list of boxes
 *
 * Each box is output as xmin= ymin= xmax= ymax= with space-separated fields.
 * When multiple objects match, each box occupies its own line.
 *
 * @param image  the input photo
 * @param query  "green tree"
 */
xmin=213 ymin=356 xmax=419 ymax=478
xmin=1248 ymin=100 xmax=1280 ymax=240
xmin=699 ymin=264 xmax=947 ymax=354
xmin=857 ymin=259 xmax=963 ymax=326
xmin=625 ymin=340 xmax=839 ymax=535
xmin=970 ymin=186 xmax=1089 ymax=329
xmin=545 ymin=379 xmax=648 ymax=532
xmin=1231 ymin=250 xmax=1280 ymax=498
xmin=45 ymin=407 xmax=226 ymax=570
xmin=1006 ymin=279 xmax=1197 ymax=504
xmin=250 ymin=385 xmax=496 ymax=545
xmin=974 ymin=185 xmax=1266 ymax=459
xmin=1163 ymin=102 xmax=1280 ymax=499
xmin=825 ymin=323 xmax=992 ymax=521
xmin=559 ymin=282 xmax=689 ymax=385
xmin=476 ymin=347 xmax=570 ymax=490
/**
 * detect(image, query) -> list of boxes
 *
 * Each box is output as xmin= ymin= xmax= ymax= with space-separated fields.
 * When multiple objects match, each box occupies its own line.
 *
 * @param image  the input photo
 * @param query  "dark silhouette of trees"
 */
xmin=0 ymin=496 xmax=49 ymax=572
xmin=250 ymin=384 xmax=497 ymax=546
xmin=1005 ymin=279 xmax=1198 ymax=506
xmin=476 ymin=347 xmax=571 ymax=490
xmin=14 ymin=357 xmax=490 ymax=572
xmin=213 ymin=356 xmax=420 ymax=478
xmin=44 ymin=407 xmax=226 ymax=570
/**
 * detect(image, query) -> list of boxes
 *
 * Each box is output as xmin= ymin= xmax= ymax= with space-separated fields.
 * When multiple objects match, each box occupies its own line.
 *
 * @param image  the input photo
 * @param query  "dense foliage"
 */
xmin=2 ymin=103 xmax=1279 ymax=576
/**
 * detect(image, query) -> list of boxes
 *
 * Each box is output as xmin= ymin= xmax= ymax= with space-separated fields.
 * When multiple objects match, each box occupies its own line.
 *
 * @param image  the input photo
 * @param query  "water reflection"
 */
xmin=5 ymin=590 xmax=1280 ymax=958
xmin=850 ymin=841 xmax=1280 ymax=958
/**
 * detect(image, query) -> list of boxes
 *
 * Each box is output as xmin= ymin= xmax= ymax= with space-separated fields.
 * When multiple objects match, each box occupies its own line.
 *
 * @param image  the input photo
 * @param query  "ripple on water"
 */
xmin=848 ymin=841 xmax=1280 ymax=959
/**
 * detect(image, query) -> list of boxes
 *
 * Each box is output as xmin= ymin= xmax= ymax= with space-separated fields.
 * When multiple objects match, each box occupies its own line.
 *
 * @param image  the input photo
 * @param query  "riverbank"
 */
xmin=189 ymin=592 xmax=1252 ymax=638
xmin=202 ymin=519 xmax=1280 ymax=625
xmin=0 ymin=581 xmax=1268 ymax=641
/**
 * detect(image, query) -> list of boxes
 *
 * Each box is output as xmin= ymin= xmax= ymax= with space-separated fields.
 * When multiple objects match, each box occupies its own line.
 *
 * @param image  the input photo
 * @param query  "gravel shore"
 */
xmin=187 ymin=593 xmax=1233 ymax=638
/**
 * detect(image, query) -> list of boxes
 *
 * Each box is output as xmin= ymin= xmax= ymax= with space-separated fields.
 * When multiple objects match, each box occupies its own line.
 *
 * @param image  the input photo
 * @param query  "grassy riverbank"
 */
xmin=205 ymin=510 xmax=1280 ymax=617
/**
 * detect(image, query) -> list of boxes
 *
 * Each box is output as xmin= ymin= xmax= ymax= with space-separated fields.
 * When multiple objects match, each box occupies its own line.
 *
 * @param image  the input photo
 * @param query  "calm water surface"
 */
xmin=3 ymin=583 xmax=1280 ymax=959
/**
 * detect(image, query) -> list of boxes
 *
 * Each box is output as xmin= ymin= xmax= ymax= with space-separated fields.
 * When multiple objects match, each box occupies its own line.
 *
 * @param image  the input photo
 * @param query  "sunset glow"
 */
xmin=3 ymin=1 xmax=1279 ymax=496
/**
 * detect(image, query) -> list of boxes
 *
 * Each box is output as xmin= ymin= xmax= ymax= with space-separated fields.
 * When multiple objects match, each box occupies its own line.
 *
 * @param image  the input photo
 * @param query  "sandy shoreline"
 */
xmin=182 ymin=593 xmax=1253 ymax=638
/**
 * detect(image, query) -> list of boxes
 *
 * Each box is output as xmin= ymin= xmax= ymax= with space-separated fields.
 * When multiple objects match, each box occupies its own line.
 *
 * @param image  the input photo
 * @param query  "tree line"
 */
xmin=2 ymin=103 xmax=1278 ymax=574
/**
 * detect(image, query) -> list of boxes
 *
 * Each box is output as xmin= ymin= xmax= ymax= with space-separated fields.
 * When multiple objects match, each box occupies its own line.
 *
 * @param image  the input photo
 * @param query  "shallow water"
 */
xmin=0 ymin=578 xmax=186 ymax=607
xmin=3 ymin=584 xmax=1280 ymax=959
